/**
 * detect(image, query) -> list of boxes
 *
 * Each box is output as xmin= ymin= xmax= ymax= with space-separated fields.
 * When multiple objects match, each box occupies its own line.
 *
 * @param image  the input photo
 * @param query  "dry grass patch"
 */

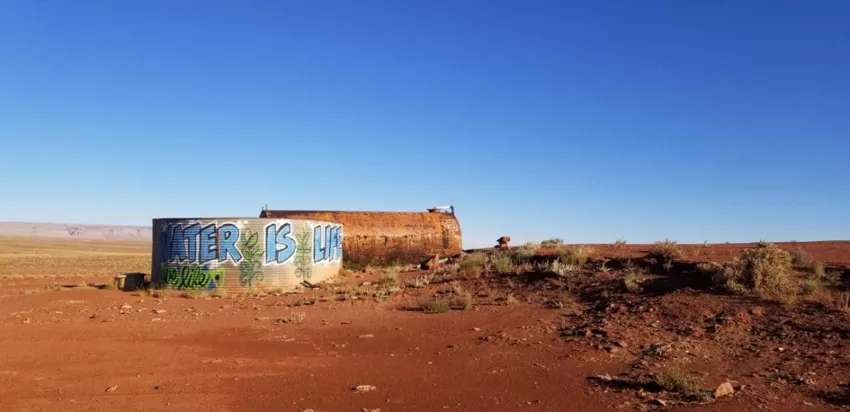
xmin=557 ymin=245 xmax=593 ymax=267
xmin=646 ymin=239 xmax=681 ymax=265
xmin=276 ymin=311 xmax=306 ymax=324
xmin=418 ymin=297 xmax=451 ymax=314
xmin=458 ymin=252 xmax=487 ymax=279
xmin=490 ymin=253 xmax=517 ymax=274
xmin=653 ymin=367 xmax=712 ymax=402
xmin=511 ymin=242 xmax=539 ymax=262
xmin=790 ymin=247 xmax=814 ymax=268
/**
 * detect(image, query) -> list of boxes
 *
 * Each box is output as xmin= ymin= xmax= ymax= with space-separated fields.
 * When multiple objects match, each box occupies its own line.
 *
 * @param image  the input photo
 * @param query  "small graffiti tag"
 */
xmin=162 ymin=265 xmax=226 ymax=290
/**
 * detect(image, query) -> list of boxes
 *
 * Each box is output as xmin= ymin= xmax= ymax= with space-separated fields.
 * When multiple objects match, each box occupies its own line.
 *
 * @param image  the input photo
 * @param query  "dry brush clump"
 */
xmin=705 ymin=242 xmax=797 ymax=304
xmin=653 ymin=367 xmax=713 ymax=402
xmin=646 ymin=239 xmax=682 ymax=265
xmin=556 ymin=245 xmax=593 ymax=267
xmin=458 ymin=252 xmax=487 ymax=279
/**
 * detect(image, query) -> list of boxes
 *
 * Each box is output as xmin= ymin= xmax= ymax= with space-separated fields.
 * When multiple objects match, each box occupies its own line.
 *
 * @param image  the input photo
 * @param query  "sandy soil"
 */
xmin=1 ymin=238 xmax=849 ymax=411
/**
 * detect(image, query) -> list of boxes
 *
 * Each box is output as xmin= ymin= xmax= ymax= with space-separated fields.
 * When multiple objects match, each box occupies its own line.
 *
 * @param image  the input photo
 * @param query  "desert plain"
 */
xmin=1 ymin=236 xmax=849 ymax=411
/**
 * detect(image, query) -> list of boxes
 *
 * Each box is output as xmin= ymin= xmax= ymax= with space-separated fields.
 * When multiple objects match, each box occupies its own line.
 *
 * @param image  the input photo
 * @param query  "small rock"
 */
xmin=105 ymin=385 xmax=118 ymax=392
xmin=652 ymin=399 xmax=667 ymax=406
xmin=120 ymin=305 xmax=132 ymax=310
xmin=301 ymin=409 xmax=315 ymax=412
xmin=153 ymin=309 xmax=166 ymax=314
xmin=152 ymin=318 xmax=162 ymax=322
xmin=359 ymin=334 xmax=375 ymax=339
xmin=714 ymin=381 xmax=735 ymax=398
xmin=354 ymin=385 xmax=377 ymax=392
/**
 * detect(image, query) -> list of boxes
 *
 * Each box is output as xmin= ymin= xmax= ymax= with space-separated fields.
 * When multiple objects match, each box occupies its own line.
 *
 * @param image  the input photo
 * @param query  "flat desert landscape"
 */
xmin=1 ymin=236 xmax=850 ymax=411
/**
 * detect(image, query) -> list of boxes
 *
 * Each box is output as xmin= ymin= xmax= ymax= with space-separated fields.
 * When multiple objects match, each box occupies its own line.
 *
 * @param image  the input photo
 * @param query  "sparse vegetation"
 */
xmin=406 ymin=273 xmax=435 ymax=288
xmin=459 ymin=252 xmax=486 ymax=279
xmin=419 ymin=297 xmax=451 ymax=314
xmin=738 ymin=242 xmax=796 ymax=304
xmin=556 ymin=245 xmax=593 ymax=267
xmin=653 ymin=367 xmax=712 ymax=402
xmin=549 ymin=259 xmax=576 ymax=277
xmin=491 ymin=253 xmax=517 ymax=274
xmin=181 ymin=289 xmax=209 ymax=299
xmin=790 ymin=247 xmax=814 ymax=268
xmin=614 ymin=238 xmax=627 ymax=248
xmin=647 ymin=239 xmax=681 ymax=265
xmin=623 ymin=269 xmax=642 ymax=292
xmin=511 ymin=242 xmax=539 ymax=262
xmin=540 ymin=238 xmax=564 ymax=247
xmin=811 ymin=260 xmax=826 ymax=279
xmin=802 ymin=278 xmax=820 ymax=295
xmin=277 ymin=311 xmax=306 ymax=324
xmin=825 ymin=270 xmax=843 ymax=283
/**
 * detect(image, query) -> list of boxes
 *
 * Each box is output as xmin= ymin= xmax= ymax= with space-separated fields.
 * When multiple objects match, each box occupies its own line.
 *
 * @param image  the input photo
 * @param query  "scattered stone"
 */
xmin=606 ymin=346 xmax=619 ymax=354
xmin=361 ymin=282 xmax=372 ymax=286
xmin=714 ymin=382 xmax=735 ymax=398
xmin=301 ymin=409 xmax=315 ymax=412
xmin=152 ymin=318 xmax=162 ymax=322
xmin=652 ymin=399 xmax=668 ymax=406
xmin=22 ymin=318 xmax=31 ymax=324
xmin=354 ymin=385 xmax=377 ymax=392
xmin=105 ymin=385 xmax=118 ymax=392
xmin=153 ymin=309 xmax=166 ymax=314
xmin=120 ymin=305 xmax=132 ymax=310
xmin=473 ymin=327 xmax=481 ymax=332
xmin=359 ymin=334 xmax=375 ymax=339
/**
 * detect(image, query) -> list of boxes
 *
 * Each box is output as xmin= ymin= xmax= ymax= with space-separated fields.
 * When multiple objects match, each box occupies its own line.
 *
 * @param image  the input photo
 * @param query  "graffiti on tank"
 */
xmin=263 ymin=222 xmax=296 ymax=264
xmin=313 ymin=224 xmax=343 ymax=264
xmin=238 ymin=228 xmax=264 ymax=289
xmin=294 ymin=227 xmax=312 ymax=280
xmin=156 ymin=222 xmax=243 ymax=264
xmin=162 ymin=264 xmax=226 ymax=290
xmin=153 ymin=220 xmax=344 ymax=290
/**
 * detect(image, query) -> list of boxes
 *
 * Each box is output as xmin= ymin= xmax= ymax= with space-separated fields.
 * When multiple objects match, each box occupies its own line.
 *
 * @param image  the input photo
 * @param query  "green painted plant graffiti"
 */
xmin=238 ymin=228 xmax=264 ymax=288
xmin=294 ymin=227 xmax=312 ymax=280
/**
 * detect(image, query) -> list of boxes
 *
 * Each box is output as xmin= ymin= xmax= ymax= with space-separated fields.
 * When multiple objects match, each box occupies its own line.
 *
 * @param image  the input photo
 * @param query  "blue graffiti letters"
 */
xmin=160 ymin=222 xmax=243 ymax=264
xmin=217 ymin=224 xmax=242 ymax=263
xmin=265 ymin=222 xmax=296 ymax=264
xmin=313 ymin=224 xmax=343 ymax=263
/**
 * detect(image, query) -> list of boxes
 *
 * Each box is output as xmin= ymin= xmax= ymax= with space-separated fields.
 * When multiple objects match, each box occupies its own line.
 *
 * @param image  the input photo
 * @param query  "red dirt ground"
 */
xmin=1 ymin=241 xmax=849 ymax=411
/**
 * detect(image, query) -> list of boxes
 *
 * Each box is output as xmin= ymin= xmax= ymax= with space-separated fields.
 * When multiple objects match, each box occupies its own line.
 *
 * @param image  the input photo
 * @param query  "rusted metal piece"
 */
xmin=259 ymin=207 xmax=462 ymax=267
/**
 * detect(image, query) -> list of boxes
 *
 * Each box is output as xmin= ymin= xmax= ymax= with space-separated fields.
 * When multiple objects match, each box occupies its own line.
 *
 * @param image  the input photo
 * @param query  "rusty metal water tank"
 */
xmin=259 ymin=206 xmax=462 ymax=267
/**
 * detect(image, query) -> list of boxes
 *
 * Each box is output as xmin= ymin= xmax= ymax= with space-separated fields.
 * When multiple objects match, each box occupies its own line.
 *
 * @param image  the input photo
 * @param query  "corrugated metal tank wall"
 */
xmin=151 ymin=217 xmax=343 ymax=292
xmin=259 ymin=209 xmax=462 ymax=267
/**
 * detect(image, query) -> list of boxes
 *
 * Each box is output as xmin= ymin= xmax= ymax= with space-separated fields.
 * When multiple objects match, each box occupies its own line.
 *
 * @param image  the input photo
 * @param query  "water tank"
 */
xmin=151 ymin=217 xmax=343 ymax=292
xmin=259 ymin=207 xmax=462 ymax=267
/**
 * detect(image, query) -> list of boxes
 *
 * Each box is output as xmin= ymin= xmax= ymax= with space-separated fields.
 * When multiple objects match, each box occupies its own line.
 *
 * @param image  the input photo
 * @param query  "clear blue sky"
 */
xmin=0 ymin=0 xmax=848 ymax=248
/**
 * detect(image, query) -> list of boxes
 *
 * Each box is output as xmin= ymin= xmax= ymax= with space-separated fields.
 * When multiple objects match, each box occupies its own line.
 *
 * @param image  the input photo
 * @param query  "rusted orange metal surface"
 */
xmin=259 ymin=208 xmax=462 ymax=267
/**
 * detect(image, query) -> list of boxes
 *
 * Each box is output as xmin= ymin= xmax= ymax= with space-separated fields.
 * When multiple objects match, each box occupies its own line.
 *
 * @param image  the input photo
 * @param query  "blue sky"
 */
xmin=0 ymin=0 xmax=847 ymax=248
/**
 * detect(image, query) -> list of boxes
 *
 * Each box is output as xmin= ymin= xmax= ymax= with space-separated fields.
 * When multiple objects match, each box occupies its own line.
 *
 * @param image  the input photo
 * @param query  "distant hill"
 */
xmin=0 ymin=221 xmax=152 ymax=241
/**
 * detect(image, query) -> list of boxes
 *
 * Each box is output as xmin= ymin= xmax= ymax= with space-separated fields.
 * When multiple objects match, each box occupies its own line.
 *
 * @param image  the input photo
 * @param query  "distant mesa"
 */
xmin=0 ymin=221 xmax=152 ymax=241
